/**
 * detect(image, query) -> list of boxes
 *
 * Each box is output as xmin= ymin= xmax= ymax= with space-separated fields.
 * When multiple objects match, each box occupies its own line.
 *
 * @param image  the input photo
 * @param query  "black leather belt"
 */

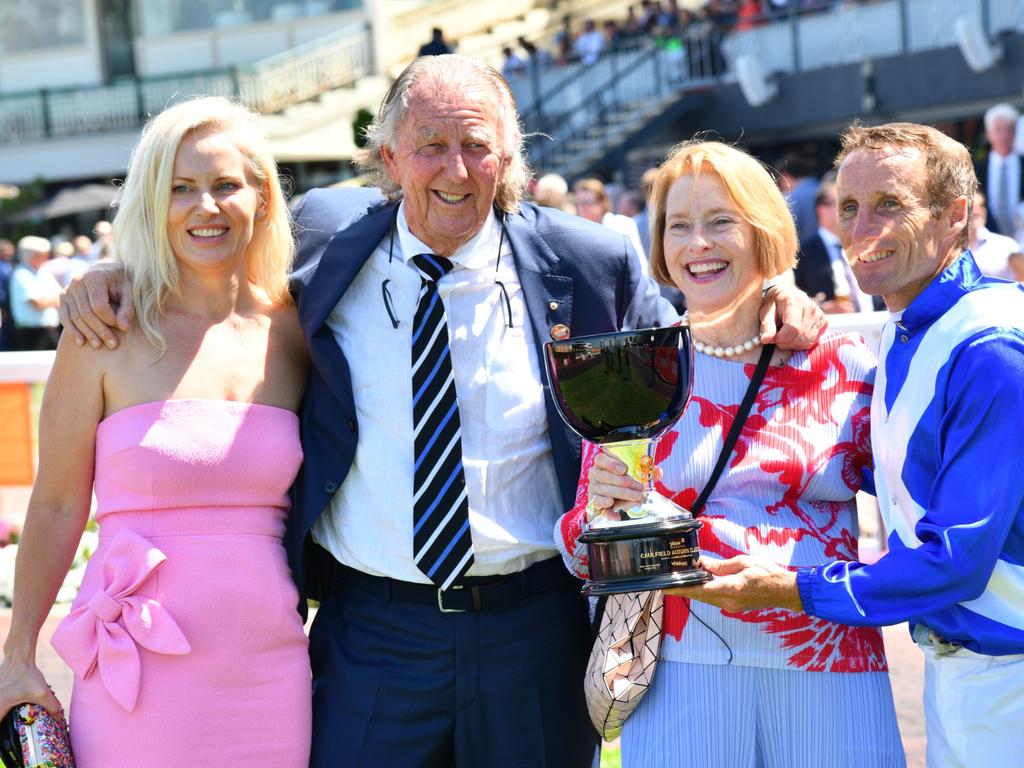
xmin=323 ymin=551 xmax=576 ymax=612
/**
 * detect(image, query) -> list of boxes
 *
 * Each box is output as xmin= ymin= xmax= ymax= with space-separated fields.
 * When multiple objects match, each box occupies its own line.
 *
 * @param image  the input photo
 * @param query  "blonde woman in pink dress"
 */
xmin=0 ymin=97 xmax=312 ymax=766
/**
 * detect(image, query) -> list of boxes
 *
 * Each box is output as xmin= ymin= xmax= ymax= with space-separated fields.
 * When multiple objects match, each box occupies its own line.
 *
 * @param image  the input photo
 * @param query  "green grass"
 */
xmin=600 ymin=743 xmax=621 ymax=768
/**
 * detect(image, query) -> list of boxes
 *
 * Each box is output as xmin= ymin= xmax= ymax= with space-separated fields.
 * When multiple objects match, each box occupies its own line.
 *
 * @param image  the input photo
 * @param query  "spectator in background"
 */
xmin=969 ymin=191 xmax=1019 ymax=280
xmin=794 ymin=177 xmax=873 ymax=313
xmin=9 ymin=236 xmax=61 ymax=351
xmin=777 ymin=151 xmax=820 ymax=243
xmin=518 ymin=36 xmax=553 ymax=68
xmin=617 ymin=190 xmax=645 ymax=219
xmin=634 ymin=166 xmax=687 ymax=312
xmin=90 ymin=220 xmax=114 ymax=262
xmin=0 ymin=238 xmax=14 ymax=351
xmin=659 ymin=0 xmax=683 ymax=32
xmin=501 ymin=46 xmax=527 ymax=78
xmin=603 ymin=19 xmax=626 ymax=50
xmin=418 ymin=27 xmax=452 ymax=57
xmin=533 ymin=172 xmax=575 ymax=214
xmin=41 ymin=240 xmax=89 ymax=289
xmin=1009 ymin=251 xmax=1024 ymax=283
xmin=573 ymin=177 xmax=648 ymax=274
xmin=736 ymin=0 xmax=763 ymax=30
xmin=555 ymin=14 xmax=574 ymax=62
xmin=623 ymin=5 xmax=643 ymax=38
xmin=975 ymin=103 xmax=1022 ymax=238
xmin=72 ymin=235 xmax=93 ymax=263
xmin=574 ymin=19 xmax=605 ymax=65
xmin=689 ymin=6 xmax=725 ymax=76
xmin=629 ymin=167 xmax=659 ymax=255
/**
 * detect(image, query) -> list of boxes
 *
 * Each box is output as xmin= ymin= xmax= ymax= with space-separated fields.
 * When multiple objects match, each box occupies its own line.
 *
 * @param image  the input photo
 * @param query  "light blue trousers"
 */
xmin=621 ymin=661 xmax=906 ymax=768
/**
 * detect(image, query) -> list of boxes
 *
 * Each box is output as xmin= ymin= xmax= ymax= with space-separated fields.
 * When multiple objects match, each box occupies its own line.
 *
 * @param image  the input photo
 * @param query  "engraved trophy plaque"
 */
xmin=545 ymin=326 xmax=711 ymax=596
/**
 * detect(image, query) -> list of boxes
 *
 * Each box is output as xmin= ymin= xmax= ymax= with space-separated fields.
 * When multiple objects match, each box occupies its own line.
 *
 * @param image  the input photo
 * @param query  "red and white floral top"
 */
xmin=556 ymin=331 xmax=888 ymax=673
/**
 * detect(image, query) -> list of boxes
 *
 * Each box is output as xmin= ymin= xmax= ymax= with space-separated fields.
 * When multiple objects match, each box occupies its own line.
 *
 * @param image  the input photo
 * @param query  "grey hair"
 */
xmin=984 ymin=102 xmax=1020 ymax=132
xmin=16 ymin=235 xmax=50 ymax=263
xmin=353 ymin=54 xmax=530 ymax=212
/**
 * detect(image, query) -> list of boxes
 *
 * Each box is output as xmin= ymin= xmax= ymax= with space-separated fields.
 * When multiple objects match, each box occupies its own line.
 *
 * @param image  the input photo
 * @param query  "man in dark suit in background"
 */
xmin=794 ymin=177 xmax=875 ymax=313
xmin=418 ymin=27 xmax=452 ymax=57
xmin=975 ymin=103 xmax=1022 ymax=238
xmin=59 ymin=54 xmax=823 ymax=768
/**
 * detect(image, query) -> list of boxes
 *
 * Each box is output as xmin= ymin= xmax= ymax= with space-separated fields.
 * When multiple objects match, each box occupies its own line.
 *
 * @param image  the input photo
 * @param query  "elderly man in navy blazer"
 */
xmin=60 ymin=54 xmax=822 ymax=768
xmin=286 ymin=55 xmax=823 ymax=767
xmin=285 ymin=55 xmax=673 ymax=767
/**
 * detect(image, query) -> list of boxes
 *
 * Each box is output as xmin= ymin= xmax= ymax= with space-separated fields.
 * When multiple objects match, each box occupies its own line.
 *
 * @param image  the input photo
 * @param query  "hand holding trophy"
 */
xmin=545 ymin=324 xmax=711 ymax=595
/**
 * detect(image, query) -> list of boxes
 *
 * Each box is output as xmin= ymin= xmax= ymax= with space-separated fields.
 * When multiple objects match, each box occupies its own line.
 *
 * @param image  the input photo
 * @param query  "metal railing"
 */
xmin=722 ymin=0 xmax=1024 ymax=76
xmin=522 ymin=32 xmax=723 ymax=176
xmin=521 ymin=0 xmax=1023 ymax=177
xmin=0 ymin=22 xmax=371 ymax=145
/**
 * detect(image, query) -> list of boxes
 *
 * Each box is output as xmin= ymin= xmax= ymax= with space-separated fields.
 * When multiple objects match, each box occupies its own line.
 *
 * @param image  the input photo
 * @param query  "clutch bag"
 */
xmin=0 ymin=703 xmax=75 ymax=768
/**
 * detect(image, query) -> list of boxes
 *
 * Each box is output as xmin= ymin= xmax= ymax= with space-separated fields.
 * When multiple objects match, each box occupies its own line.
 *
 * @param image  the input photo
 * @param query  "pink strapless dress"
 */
xmin=51 ymin=399 xmax=311 ymax=767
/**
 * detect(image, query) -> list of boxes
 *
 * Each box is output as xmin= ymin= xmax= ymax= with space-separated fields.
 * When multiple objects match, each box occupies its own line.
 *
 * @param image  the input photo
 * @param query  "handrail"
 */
xmin=523 ymin=32 xmax=721 ymax=176
xmin=527 ymin=46 xmax=651 ymax=173
xmin=516 ymin=36 xmax=648 ymax=122
xmin=0 ymin=22 xmax=371 ymax=145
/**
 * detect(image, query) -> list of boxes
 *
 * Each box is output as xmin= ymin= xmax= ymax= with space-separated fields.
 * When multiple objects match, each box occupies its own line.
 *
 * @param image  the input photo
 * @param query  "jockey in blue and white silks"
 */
xmin=798 ymin=251 xmax=1024 ymax=654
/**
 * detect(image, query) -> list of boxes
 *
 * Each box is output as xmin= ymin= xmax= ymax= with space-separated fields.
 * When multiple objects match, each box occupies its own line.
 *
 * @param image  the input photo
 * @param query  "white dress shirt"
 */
xmin=313 ymin=204 xmax=562 ymax=582
xmin=819 ymin=227 xmax=873 ymax=312
xmin=601 ymin=212 xmax=649 ymax=276
xmin=971 ymin=227 xmax=1019 ymax=280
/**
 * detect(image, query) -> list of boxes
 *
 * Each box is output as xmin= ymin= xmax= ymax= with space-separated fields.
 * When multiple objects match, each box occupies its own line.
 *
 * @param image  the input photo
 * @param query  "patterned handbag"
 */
xmin=584 ymin=589 xmax=664 ymax=741
xmin=582 ymin=344 xmax=776 ymax=741
xmin=0 ymin=703 xmax=76 ymax=768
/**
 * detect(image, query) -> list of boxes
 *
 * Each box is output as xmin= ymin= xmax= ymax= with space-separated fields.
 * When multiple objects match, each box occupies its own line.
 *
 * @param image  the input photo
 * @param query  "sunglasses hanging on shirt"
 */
xmin=381 ymin=206 xmax=514 ymax=330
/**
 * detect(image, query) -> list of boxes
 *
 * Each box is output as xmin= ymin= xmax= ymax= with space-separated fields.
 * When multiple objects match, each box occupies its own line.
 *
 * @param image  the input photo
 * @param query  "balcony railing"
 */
xmin=722 ymin=0 xmax=1024 ymax=76
xmin=0 ymin=22 xmax=371 ymax=145
xmin=520 ymin=0 xmax=1023 ymax=178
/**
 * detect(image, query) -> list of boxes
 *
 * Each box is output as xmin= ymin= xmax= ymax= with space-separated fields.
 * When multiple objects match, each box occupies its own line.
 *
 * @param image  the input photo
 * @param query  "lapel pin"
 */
xmin=550 ymin=323 xmax=571 ymax=341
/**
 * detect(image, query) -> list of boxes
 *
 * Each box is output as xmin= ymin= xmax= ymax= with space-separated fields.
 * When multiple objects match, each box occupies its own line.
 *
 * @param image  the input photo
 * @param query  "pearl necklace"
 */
xmin=680 ymin=313 xmax=763 ymax=358
xmin=692 ymin=333 xmax=762 ymax=358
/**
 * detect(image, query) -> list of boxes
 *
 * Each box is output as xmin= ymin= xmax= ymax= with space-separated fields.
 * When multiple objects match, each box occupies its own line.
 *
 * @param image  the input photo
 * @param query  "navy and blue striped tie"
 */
xmin=410 ymin=254 xmax=474 ymax=589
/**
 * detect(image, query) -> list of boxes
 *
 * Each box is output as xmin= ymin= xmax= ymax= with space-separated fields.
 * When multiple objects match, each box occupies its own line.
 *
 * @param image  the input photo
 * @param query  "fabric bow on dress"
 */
xmin=51 ymin=529 xmax=191 ymax=711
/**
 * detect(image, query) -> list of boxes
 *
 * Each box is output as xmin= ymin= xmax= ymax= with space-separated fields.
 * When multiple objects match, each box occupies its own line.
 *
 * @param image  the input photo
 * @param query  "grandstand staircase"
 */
xmin=518 ymin=38 xmax=723 ymax=179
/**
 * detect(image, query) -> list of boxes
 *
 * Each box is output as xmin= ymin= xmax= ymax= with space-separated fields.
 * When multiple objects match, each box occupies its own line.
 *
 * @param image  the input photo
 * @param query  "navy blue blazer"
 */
xmin=284 ymin=187 xmax=673 ymax=611
xmin=975 ymin=155 xmax=1024 ymax=236
xmin=794 ymin=232 xmax=836 ymax=302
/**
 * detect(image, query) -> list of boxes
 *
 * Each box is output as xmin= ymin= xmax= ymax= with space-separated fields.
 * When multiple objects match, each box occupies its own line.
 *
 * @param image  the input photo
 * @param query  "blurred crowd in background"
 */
xmin=0 ymin=221 xmax=113 ymax=352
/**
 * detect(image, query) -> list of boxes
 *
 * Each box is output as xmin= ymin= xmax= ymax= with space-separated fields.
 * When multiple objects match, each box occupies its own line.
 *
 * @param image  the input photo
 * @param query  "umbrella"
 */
xmin=11 ymin=184 xmax=119 ymax=222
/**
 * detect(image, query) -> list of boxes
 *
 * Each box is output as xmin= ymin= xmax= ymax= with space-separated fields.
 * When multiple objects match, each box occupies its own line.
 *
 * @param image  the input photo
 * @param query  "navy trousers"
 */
xmin=308 ymin=557 xmax=598 ymax=768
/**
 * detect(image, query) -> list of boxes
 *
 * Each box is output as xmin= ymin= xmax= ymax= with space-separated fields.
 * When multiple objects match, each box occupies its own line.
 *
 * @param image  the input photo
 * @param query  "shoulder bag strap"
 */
xmin=690 ymin=343 xmax=775 ymax=515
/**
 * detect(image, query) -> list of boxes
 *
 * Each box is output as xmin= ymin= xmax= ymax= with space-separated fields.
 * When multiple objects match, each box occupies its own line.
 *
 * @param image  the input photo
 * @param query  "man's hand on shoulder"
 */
xmin=59 ymin=262 xmax=135 ymax=349
xmin=759 ymin=284 xmax=826 ymax=351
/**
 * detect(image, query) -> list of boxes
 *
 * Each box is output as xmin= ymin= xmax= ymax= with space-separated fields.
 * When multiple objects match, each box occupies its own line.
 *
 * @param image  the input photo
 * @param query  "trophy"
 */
xmin=545 ymin=325 xmax=711 ymax=596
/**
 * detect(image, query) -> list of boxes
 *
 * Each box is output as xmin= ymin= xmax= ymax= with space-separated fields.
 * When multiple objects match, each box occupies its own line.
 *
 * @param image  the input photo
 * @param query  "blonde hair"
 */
xmin=354 ymin=54 xmax=529 ymax=213
xmin=114 ymin=96 xmax=293 ymax=350
xmin=648 ymin=140 xmax=797 ymax=286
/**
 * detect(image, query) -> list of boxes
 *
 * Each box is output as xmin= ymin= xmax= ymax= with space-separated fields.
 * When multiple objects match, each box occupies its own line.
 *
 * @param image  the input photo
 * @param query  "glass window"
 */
xmin=0 ymin=0 xmax=87 ymax=53
xmin=136 ymin=0 xmax=362 ymax=37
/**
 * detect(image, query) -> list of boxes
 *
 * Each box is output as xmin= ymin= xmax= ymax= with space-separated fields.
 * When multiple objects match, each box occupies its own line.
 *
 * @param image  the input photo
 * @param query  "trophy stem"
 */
xmin=602 ymin=438 xmax=661 ymax=498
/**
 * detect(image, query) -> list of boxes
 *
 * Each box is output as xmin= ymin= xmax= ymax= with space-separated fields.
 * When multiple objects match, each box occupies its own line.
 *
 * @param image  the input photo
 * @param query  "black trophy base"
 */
xmin=582 ymin=567 xmax=711 ymax=597
xmin=579 ymin=514 xmax=711 ymax=596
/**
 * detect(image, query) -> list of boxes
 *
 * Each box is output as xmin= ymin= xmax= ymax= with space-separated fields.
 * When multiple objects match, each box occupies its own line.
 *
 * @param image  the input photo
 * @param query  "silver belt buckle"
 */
xmin=437 ymin=585 xmax=466 ymax=613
